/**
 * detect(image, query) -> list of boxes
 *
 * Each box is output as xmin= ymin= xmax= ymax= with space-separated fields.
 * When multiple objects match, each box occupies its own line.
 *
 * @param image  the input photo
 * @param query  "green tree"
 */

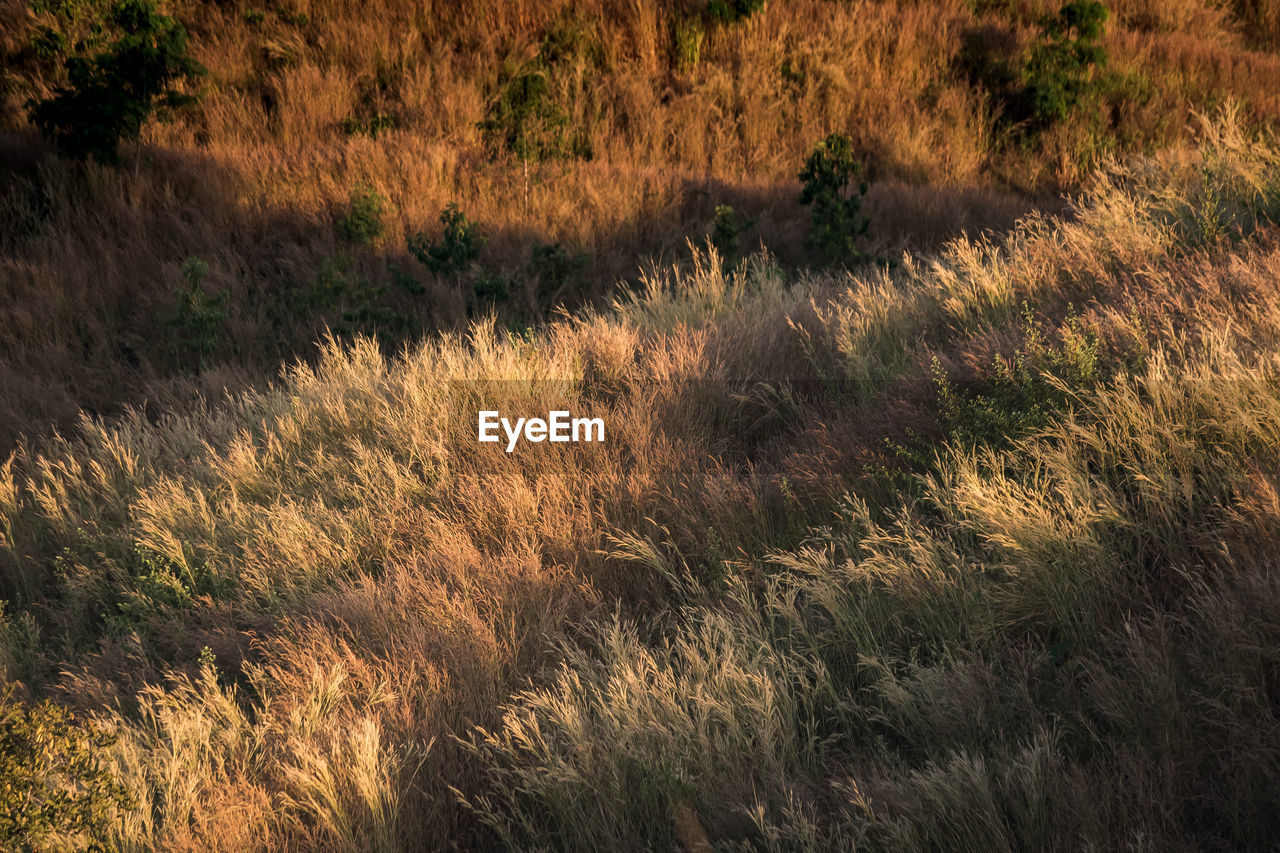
xmin=798 ymin=132 xmax=869 ymax=266
xmin=26 ymin=0 xmax=205 ymax=164
xmin=1020 ymin=0 xmax=1110 ymax=128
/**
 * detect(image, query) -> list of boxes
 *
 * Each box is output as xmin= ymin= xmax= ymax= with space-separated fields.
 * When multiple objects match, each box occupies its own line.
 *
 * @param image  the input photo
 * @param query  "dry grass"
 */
xmin=1 ymin=0 xmax=1279 ymax=445
xmin=1 ymin=112 xmax=1279 ymax=848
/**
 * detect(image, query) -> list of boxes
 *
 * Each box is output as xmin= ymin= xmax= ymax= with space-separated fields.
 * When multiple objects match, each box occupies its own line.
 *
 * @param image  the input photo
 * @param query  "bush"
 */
xmin=1021 ymin=0 xmax=1110 ymax=128
xmin=960 ymin=1 xmax=1110 ymax=132
xmin=26 ymin=0 xmax=204 ymax=164
xmin=528 ymin=241 xmax=588 ymax=303
xmin=798 ymin=132 xmax=869 ymax=266
xmin=707 ymin=0 xmax=765 ymax=24
xmin=477 ymin=20 xmax=600 ymax=161
xmin=0 ymin=691 xmax=131 ymax=851
xmin=710 ymin=203 xmax=753 ymax=264
xmin=479 ymin=70 xmax=569 ymax=161
xmin=472 ymin=270 xmax=511 ymax=303
xmin=408 ymin=203 xmax=485 ymax=276
xmin=289 ymin=254 xmax=409 ymax=344
xmin=339 ymin=185 xmax=386 ymax=246
xmin=164 ymin=256 xmax=227 ymax=370
xmin=672 ymin=17 xmax=705 ymax=70
xmin=340 ymin=112 xmax=398 ymax=139
xmin=933 ymin=304 xmax=1106 ymax=448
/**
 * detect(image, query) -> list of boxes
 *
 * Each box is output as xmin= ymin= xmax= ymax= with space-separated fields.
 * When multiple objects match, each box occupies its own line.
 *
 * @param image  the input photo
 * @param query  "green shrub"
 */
xmin=338 ymin=185 xmax=386 ymax=246
xmin=960 ymin=1 xmax=1110 ymax=133
xmin=164 ymin=256 xmax=227 ymax=370
xmin=340 ymin=112 xmax=398 ymax=139
xmin=472 ymin=270 xmax=511 ymax=303
xmin=798 ymin=132 xmax=869 ymax=266
xmin=933 ymin=304 xmax=1104 ymax=448
xmin=408 ymin=203 xmax=485 ymax=276
xmin=779 ymin=57 xmax=806 ymax=90
xmin=28 ymin=26 xmax=69 ymax=60
xmin=673 ymin=16 xmax=705 ymax=70
xmin=478 ymin=20 xmax=600 ymax=161
xmin=480 ymin=70 xmax=566 ymax=161
xmin=108 ymin=542 xmax=226 ymax=634
xmin=528 ymin=241 xmax=588 ymax=302
xmin=390 ymin=262 xmax=425 ymax=295
xmin=289 ymin=255 xmax=410 ymax=343
xmin=0 ymin=691 xmax=131 ymax=851
xmin=707 ymin=0 xmax=765 ymax=24
xmin=710 ymin=203 xmax=753 ymax=263
xmin=26 ymin=0 xmax=204 ymax=164
xmin=1021 ymin=0 xmax=1110 ymax=128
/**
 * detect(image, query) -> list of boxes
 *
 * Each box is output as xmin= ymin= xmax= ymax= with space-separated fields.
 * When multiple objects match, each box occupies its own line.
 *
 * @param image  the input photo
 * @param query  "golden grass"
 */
xmin=1 ymin=0 xmax=1279 ymax=445
xmin=1 ymin=112 xmax=1279 ymax=848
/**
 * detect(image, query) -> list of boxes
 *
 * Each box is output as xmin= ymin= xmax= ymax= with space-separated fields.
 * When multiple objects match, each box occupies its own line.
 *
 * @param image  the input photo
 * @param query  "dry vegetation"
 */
xmin=0 ymin=113 xmax=1279 ymax=848
xmin=1 ymin=0 xmax=1280 ymax=445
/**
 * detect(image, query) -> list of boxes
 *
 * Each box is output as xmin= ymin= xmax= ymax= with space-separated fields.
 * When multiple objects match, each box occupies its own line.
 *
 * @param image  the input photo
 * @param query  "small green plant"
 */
xmin=0 ymin=690 xmax=132 ymax=851
xmin=278 ymin=8 xmax=309 ymax=27
xmin=110 ymin=542 xmax=217 ymax=632
xmin=408 ymin=203 xmax=485 ymax=275
xmin=165 ymin=256 xmax=227 ymax=369
xmin=707 ymin=0 xmax=765 ymax=24
xmin=26 ymin=0 xmax=205 ymax=164
xmin=528 ymin=241 xmax=588 ymax=302
xmin=472 ymin=270 xmax=511 ymax=303
xmin=779 ymin=57 xmax=806 ymax=89
xmin=673 ymin=16 xmax=705 ymax=70
xmin=710 ymin=203 xmax=753 ymax=263
xmin=933 ymin=304 xmax=1103 ymax=447
xmin=798 ymin=132 xmax=869 ymax=266
xmin=390 ymin=262 xmax=425 ymax=295
xmin=339 ymin=185 xmax=386 ymax=246
xmin=479 ymin=69 xmax=570 ymax=161
xmin=290 ymin=255 xmax=410 ymax=343
xmin=28 ymin=25 xmax=69 ymax=59
xmin=340 ymin=111 xmax=398 ymax=139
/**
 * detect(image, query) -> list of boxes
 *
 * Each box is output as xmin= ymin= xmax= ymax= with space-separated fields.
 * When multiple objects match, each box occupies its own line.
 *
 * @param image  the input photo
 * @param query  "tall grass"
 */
xmin=2 ymin=0 xmax=1280 ymax=444
xmin=1 ymin=114 xmax=1280 ymax=848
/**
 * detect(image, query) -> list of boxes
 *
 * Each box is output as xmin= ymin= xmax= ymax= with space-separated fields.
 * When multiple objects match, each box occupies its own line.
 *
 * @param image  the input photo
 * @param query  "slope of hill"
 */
xmin=1 ymin=114 xmax=1279 ymax=849
xmin=1 ymin=0 xmax=1280 ymax=446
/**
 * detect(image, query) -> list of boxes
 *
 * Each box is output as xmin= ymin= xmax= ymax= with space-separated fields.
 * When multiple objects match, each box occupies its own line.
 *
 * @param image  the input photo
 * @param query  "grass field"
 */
xmin=2 ymin=0 xmax=1280 ymax=445
xmin=1 ymin=111 xmax=1279 ymax=848
xmin=3 ymin=0 xmax=1280 ymax=849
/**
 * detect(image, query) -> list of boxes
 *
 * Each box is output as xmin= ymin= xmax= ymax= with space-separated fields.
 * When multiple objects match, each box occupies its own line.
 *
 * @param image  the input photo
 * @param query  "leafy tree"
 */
xmin=1020 ymin=0 xmax=1110 ymax=128
xmin=798 ymin=132 xmax=869 ymax=266
xmin=26 ymin=0 xmax=204 ymax=164
xmin=959 ymin=1 xmax=1110 ymax=132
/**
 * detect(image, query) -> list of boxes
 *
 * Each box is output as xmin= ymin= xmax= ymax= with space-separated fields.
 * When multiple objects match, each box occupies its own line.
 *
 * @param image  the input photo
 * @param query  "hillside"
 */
xmin=2 ymin=0 xmax=1280 ymax=446
xmin=1 ymin=115 xmax=1279 ymax=849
